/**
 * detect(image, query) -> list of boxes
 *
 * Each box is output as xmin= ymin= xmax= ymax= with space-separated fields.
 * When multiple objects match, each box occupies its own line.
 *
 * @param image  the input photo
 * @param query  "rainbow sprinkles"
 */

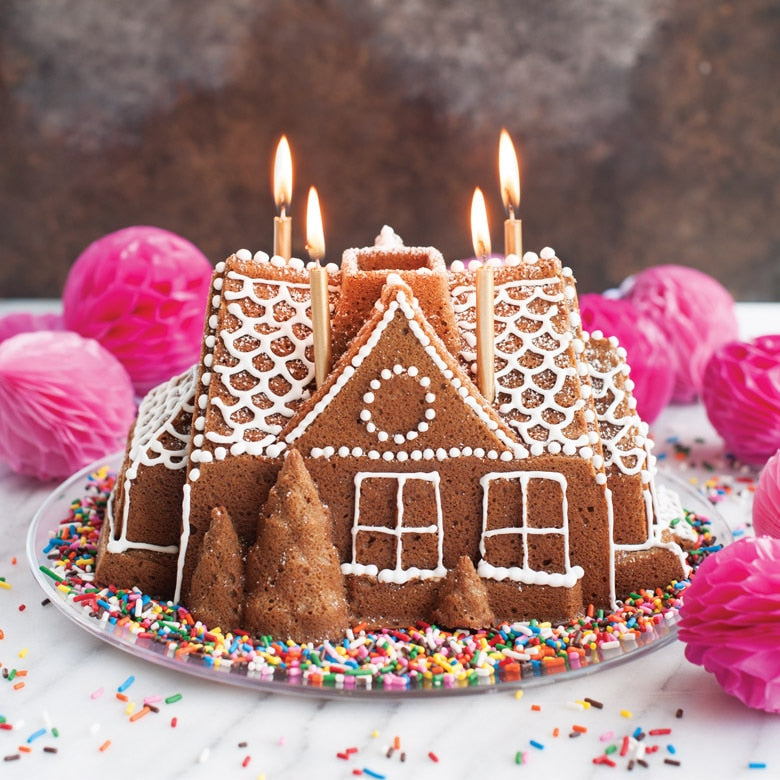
xmin=37 ymin=465 xmax=722 ymax=693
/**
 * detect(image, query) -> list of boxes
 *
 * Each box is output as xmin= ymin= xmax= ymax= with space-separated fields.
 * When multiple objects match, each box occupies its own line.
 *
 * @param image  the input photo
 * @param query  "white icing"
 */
xmin=341 ymin=471 xmax=447 ymax=584
xmin=198 ymin=268 xmax=334 ymax=457
xmin=452 ymin=276 xmax=589 ymax=452
xmin=105 ymin=367 xmax=196 ymax=556
xmin=477 ymin=470 xmax=583 ymax=587
xmin=374 ymin=226 xmax=405 ymax=248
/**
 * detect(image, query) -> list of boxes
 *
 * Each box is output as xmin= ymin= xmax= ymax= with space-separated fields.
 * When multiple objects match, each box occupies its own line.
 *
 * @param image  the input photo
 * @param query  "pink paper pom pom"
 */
xmin=0 ymin=311 xmax=64 ymax=344
xmin=0 ymin=331 xmax=135 ymax=480
xmin=62 ymin=226 xmax=212 ymax=395
xmin=753 ymin=449 xmax=780 ymax=537
xmin=621 ymin=265 xmax=738 ymax=403
xmin=679 ymin=536 xmax=780 ymax=713
xmin=701 ymin=335 xmax=780 ymax=464
xmin=579 ymin=293 xmax=674 ymax=423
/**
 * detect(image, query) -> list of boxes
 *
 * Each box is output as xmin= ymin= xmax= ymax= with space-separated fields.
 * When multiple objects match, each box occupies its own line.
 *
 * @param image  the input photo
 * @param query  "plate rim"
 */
xmin=26 ymin=454 xmax=729 ymax=700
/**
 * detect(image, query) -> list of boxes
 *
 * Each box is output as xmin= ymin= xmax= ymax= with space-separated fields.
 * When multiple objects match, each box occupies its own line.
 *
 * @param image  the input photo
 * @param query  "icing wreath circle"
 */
xmin=360 ymin=364 xmax=436 ymax=443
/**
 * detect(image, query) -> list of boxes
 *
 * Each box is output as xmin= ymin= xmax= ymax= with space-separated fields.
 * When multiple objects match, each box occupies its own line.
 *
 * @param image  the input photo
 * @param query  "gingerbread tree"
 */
xmin=243 ymin=448 xmax=350 ymax=642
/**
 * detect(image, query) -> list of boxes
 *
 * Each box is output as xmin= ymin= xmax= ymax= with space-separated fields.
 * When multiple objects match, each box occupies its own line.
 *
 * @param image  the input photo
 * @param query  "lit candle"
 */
xmin=273 ymin=135 xmax=293 ymax=260
xmin=471 ymin=187 xmax=495 ymax=403
xmin=499 ymin=128 xmax=522 ymax=258
xmin=306 ymin=186 xmax=331 ymax=387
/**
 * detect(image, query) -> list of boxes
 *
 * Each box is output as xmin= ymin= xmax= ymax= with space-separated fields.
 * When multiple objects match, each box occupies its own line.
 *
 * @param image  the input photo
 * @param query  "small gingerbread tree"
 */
xmin=432 ymin=555 xmax=495 ymax=630
xmin=188 ymin=506 xmax=245 ymax=630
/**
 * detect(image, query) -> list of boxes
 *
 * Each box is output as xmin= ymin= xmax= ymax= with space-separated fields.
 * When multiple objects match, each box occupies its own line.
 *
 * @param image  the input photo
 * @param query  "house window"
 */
xmin=478 ymin=471 xmax=584 ymax=587
xmin=341 ymin=472 xmax=447 ymax=584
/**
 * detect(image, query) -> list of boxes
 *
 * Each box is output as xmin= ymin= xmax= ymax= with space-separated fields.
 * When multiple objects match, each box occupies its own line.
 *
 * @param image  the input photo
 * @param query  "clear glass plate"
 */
xmin=26 ymin=454 xmax=730 ymax=699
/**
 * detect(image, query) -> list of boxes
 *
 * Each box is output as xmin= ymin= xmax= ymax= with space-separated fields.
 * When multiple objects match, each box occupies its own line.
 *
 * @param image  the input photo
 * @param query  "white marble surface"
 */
xmin=0 ymin=301 xmax=778 ymax=779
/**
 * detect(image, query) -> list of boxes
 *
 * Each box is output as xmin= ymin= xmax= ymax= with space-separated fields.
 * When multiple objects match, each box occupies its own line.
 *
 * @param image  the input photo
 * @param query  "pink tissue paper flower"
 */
xmin=752 ymin=449 xmax=780 ymax=538
xmin=620 ymin=265 xmax=738 ymax=403
xmin=679 ymin=536 xmax=780 ymax=713
xmin=0 ymin=311 xmax=64 ymax=344
xmin=0 ymin=331 xmax=136 ymax=480
xmin=701 ymin=335 xmax=780 ymax=465
xmin=62 ymin=225 xmax=213 ymax=395
xmin=579 ymin=293 xmax=674 ymax=423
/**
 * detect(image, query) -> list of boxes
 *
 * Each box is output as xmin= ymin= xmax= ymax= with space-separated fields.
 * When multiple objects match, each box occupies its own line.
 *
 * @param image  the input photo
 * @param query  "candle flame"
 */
xmin=306 ymin=186 xmax=325 ymax=262
xmin=273 ymin=135 xmax=293 ymax=214
xmin=499 ymin=128 xmax=521 ymax=216
xmin=470 ymin=187 xmax=491 ymax=259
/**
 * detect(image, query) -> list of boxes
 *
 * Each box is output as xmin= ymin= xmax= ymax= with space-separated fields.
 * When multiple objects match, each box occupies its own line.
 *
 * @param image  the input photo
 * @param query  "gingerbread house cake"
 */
xmin=95 ymin=229 xmax=686 ymax=642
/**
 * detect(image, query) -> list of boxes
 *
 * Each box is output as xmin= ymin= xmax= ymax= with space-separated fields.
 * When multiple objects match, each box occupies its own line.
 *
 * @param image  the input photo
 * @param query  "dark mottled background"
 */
xmin=1 ymin=0 xmax=778 ymax=299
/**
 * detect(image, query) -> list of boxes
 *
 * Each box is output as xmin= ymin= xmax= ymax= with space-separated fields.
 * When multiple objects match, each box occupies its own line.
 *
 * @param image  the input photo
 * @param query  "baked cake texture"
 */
xmin=95 ymin=230 xmax=687 ymax=642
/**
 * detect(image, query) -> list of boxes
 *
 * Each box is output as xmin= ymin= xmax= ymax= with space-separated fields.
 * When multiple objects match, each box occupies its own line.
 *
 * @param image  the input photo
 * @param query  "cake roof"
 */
xmin=276 ymin=275 xmax=527 ymax=461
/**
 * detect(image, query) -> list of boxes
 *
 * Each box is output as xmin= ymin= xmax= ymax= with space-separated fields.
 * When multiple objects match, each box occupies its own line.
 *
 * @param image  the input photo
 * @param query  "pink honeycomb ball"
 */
xmin=579 ymin=293 xmax=674 ymax=423
xmin=0 ymin=331 xmax=136 ymax=480
xmin=702 ymin=335 xmax=780 ymax=465
xmin=753 ymin=450 xmax=780 ymax=538
xmin=63 ymin=226 xmax=213 ymax=395
xmin=621 ymin=265 xmax=738 ymax=403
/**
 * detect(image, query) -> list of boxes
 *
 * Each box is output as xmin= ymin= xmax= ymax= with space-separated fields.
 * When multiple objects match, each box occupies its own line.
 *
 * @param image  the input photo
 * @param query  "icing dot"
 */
xmin=423 ymin=448 xmax=435 ymax=460
xmin=351 ymin=447 xmax=363 ymax=457
xmin=549 ymin=441 xmax=562 ymax=455
xmin=382 ymin=451 xmax=394 ymax=461
xmin=397 ymin=451 xmax=409 ymax=462
xmin=236 ymin=248 xmax=252 ymax=260
xmin=436 ymin=448 xmax=447 ymax=461
xmin=338 ymin=446 xmax=350 ymax=457
xmin=540 ymin=246 xmax=556 ymax=260
xmin=377 ymin=431 xmax=389 ymax=442
xmin=363 ymin=392 xmax=375 ymax=404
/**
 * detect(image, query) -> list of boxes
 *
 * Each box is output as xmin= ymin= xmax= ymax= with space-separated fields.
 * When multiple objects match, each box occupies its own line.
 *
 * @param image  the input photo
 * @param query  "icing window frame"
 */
xmin=341 ymin=471 xmax=447 ymax=584
xmin=477 ymin=471 xmax=584 ymax=588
